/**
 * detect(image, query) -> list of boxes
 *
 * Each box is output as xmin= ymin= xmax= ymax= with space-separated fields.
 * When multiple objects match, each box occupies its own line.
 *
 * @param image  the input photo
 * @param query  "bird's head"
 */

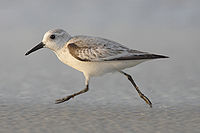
xmin=25 ymin=29 xmax=71 ymax=55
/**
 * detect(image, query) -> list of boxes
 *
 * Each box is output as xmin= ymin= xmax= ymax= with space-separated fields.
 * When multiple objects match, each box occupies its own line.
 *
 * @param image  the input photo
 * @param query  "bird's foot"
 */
xmin=139 ymin=93 xmax=152 ymax=108
xmin=55 ymin=95 xmax=74 ymax=104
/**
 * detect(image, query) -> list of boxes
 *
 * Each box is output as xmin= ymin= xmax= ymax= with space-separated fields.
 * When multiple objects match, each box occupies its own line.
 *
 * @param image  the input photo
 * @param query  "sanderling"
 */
xmin=25 ymin=29 xmax=168 ymax=107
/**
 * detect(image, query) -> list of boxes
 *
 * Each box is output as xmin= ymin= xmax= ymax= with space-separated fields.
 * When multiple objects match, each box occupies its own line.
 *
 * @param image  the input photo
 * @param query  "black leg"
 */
xmin=55 ymin=84 xmax=89 ymax=104
xmin=120 ymin=71 xmax=152 ymax=108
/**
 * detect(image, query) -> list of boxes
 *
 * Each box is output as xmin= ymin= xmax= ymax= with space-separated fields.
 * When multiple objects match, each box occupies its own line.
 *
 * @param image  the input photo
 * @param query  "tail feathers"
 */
xmin=108 ymin=53 xmax=169 ymax=61
xmin=146 ymin=54 xmax=169 ymax=59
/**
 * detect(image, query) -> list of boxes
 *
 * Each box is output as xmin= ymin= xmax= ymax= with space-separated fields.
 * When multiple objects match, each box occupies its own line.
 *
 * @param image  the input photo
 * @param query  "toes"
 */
xmin=55 ymin=99 xmax=65 ymax=104
xmin=55 ymin=95 xmax=73 ymax=104
xmin=139 ymin=93 xmax=152 ymax=108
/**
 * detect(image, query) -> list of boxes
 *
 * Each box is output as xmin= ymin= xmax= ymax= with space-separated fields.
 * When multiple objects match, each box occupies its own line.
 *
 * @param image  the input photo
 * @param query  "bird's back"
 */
xmin=65 ymin=35 xmax=168 ymax=62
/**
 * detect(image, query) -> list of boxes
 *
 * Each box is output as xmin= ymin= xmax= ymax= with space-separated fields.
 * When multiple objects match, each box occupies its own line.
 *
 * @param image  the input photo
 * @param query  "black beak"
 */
xmin=25 ymin=42 xmax=45 ymax=56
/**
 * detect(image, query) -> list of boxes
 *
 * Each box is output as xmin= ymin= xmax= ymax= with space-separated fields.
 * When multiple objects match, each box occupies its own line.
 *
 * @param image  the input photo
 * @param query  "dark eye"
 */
xmin=50 ymin=34 xmax=55 ymax=39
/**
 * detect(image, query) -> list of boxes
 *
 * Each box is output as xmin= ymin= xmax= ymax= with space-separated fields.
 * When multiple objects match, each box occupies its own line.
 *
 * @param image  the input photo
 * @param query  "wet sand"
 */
xmin=1 ymin=102 xmax=199 ymax=133
xmin=1 ymin=0 xmax=200 ymax=132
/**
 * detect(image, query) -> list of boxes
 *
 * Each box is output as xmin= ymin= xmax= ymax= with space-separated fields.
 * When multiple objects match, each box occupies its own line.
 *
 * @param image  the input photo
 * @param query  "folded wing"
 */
xmin=67 ymin=36 xmax=168 ymax=62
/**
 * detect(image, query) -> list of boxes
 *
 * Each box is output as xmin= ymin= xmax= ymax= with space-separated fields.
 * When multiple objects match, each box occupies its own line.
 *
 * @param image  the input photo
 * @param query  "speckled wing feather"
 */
xmin=67 ymin=36 xmax=168 ymax=62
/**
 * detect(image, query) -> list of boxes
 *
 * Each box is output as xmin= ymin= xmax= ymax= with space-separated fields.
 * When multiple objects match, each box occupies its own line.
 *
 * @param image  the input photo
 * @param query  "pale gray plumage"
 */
xmin=66 ymin=36 xmax=168 ymax=62
xmin=25 ymin=29 xmax=169 ymax=107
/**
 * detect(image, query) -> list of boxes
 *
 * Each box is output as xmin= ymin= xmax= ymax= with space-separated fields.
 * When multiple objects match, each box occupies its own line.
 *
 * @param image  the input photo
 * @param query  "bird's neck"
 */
xmin=54 ymin=47 xmax=71 ymax=65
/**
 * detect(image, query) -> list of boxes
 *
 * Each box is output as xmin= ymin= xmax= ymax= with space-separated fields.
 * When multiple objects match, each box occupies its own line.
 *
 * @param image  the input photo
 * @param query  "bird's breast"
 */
xmin=55 ymin=49 xmax=146 ymax=77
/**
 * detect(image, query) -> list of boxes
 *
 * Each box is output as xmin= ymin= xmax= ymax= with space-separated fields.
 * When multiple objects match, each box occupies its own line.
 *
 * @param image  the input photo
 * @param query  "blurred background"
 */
xmin=0 ymin=0 xmax=200 ymax=133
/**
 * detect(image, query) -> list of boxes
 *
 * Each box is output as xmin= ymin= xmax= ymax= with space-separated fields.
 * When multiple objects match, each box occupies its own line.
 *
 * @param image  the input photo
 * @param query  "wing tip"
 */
xmin=153 ymin=54 xmax=169 ymax=59
xmin=104 ymin=54 xmax=169 ymax=61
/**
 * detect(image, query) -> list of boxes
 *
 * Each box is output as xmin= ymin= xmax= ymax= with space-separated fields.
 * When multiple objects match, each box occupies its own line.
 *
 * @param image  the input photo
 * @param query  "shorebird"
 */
xmin=25 ymin=29 xmax=168 ymax=107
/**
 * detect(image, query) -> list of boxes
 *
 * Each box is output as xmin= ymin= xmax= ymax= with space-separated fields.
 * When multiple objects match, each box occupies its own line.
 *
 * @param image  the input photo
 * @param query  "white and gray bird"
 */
xmin=25 ymin=29 xmax=168 ymax=107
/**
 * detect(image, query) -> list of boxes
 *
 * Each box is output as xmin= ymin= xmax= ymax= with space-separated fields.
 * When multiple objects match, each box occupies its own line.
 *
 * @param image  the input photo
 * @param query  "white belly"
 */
xmin=56 ymin=50 xmax=147 ymax=77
